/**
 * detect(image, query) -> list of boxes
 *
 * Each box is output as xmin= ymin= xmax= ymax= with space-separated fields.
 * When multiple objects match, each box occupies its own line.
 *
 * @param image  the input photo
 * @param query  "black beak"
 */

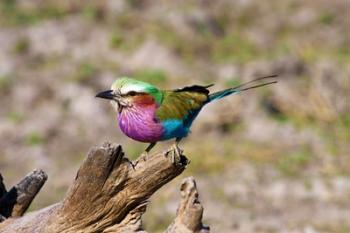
xmin=95 ymin=90 xmax=114 ymax=100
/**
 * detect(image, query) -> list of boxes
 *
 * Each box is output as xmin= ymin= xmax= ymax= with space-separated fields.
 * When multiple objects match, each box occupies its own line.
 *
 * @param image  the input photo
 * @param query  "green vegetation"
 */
xmin=70 ymin=63 xmax=97 ymax=83
xmin=212 ymin=33 xmax=259 ymax=63
xmin=82 ymin=5 xmax=104 ymax=21
xmin=7 ymin=111 xmax=24 ymax=123
xmin=0 ymin=0 xmax=67 ymax=26
xmin=109 ymin=30 xmax=144 ymax=52
xmin=341 ymin=114 xmax=350 ymax=128
xmin=134 ymin=69 xmax=167 ymax=85
xmin=109 ymin=31 xmax=124 ymax=49
xmin=151 ymin=22 xmax=201 ymax=63
xmin=316 ymin=224 xmax=350 ymax=233
xmin=144 ymin=212 xmax=173 ymax=232
xmin=276 ymin=147 xmax=312 ymax=177
xmin=126 ymin=0 xmax=144 ymax=8
xmin=25 ymin=132 xmax=45 ymax=146
xmin=319 ymin=12 xmax=335 ymax=25
xmin=0 ymin=75 xmax=11 ymax=91
xmin=13 ymin=37 xmax=30 ymax=54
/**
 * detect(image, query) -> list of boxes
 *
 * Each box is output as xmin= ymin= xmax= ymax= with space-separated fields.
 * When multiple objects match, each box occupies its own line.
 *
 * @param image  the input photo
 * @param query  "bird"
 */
xmin=96 ymin=75 xmax=277 ymax=157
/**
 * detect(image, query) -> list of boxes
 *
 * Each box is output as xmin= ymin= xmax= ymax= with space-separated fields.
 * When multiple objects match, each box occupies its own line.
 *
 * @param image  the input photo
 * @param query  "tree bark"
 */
xmin=0 ymin=170 xmax=47 ymax=221
xmin=0 ymin=142 xmax=209 ymax=233
xmin=166 ymin=177 xmax=209 ymax=233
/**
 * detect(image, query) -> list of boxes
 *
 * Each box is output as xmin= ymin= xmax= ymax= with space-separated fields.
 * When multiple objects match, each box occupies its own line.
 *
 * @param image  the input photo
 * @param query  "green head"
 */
xmin=111 ymin=77 xmax=159 ymax=95
xmin=96 ymin=77 xmax=162 ymax=111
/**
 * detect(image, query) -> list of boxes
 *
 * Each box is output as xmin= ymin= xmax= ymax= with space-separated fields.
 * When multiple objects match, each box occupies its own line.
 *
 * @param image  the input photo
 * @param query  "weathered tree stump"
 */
xmin=0 ymin=142 xmax=209 ymax=233
xmin=166 ymin=177 xmax=209 ymax=233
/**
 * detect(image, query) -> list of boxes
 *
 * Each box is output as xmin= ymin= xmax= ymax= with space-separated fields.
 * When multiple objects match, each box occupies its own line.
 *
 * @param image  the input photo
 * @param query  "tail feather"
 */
xmin=208 ymin=74 xmax=278 ymax=102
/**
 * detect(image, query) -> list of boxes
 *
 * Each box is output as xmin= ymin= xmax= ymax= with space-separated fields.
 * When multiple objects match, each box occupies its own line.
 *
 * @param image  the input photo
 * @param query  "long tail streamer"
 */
xmin=208 ymin=74 xmax=278 ymax=101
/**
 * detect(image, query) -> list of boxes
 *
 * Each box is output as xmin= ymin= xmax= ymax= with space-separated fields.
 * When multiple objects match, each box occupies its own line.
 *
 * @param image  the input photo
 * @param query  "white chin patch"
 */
xmin=110 ymin=100 xmax=119 ymax=111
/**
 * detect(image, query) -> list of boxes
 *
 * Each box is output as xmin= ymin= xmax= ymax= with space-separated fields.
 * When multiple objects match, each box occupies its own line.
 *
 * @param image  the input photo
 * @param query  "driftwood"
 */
xmin=0 ymin=170 xmax=47 ymax=221
xmin=166 ymin=177 xmax=209 ymax=233
xmin=0 ymin=142 xmax=209 ymax=233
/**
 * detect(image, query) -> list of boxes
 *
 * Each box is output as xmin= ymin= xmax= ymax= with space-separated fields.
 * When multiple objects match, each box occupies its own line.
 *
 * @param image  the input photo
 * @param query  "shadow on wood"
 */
xmin=0 ymin=142 xmax=209 ymax=233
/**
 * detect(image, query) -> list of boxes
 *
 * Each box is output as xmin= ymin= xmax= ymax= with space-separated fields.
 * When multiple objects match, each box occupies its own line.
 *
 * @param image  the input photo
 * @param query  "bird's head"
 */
xmin=96 ymin=77 xmax=162 ymax=112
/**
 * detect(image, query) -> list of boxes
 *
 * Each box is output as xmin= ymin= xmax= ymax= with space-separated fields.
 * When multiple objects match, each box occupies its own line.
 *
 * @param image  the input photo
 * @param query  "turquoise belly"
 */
xmin=160 ymin=119 xmax=190 ymax=140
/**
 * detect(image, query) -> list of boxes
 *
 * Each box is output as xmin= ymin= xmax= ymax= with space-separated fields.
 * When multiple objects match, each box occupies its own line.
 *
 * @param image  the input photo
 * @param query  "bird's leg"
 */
xmin=173 ymin=137 xmax=183 ymax=157
xmin=167 ymin=138 xmax=183 ymax=164
xmin=146 ymin=142 xmax=157 ymax=154
xmin=139 ymin=142 xmax=156 ymax=160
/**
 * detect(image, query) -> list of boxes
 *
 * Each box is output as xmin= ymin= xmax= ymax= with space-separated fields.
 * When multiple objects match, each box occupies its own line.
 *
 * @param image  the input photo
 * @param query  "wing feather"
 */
xmin=156 ymin=87 xmax=210 ymax=122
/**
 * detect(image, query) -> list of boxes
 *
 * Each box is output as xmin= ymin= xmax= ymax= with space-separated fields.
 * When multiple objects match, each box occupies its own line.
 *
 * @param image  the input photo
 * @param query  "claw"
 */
xmin=129 ymin=160 xmax=137 ymax=170
xmin=139 ymin=151 xmax=149 ymax=161
xmin=173 ymin=143 xmax=183 ymax=157
xmin=133 ymin=151 xmax=149 ymax=169
xmin=164 ymin=143 xmax=183 ymax=164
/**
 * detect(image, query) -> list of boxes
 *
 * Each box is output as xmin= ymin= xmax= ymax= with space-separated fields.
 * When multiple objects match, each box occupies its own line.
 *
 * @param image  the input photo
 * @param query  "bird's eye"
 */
xmin=127 ymin=91 xmax=137 ymax=96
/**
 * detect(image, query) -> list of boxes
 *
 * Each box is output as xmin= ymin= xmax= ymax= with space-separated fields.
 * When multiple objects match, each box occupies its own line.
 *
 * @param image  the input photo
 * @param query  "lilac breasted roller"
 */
xmin=96 ymin=75 xmax=277 ymax=156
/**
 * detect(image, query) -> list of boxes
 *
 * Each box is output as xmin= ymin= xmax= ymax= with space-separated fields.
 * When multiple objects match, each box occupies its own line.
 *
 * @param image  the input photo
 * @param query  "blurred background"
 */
xmin=0 ymin=0 xmax=350 ymax=232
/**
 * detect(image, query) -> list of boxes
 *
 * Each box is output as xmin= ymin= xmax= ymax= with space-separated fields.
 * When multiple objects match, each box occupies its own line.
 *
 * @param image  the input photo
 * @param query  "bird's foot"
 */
xmin=139 ymin=151 xmax=149 ymax=161
xmin=165 ymin=144 xmax=183 ymax=164
xmin=129 ymin=161 xmax=137 ymax=170
xmin=132 ymin=151 xmax=149 ymax=169
xmin=173 ymin=144 xmax=183 ymax=158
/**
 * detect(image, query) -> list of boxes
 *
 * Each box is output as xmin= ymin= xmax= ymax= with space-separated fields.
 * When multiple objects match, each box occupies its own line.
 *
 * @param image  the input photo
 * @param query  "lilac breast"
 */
xmin=118 ymin=105 xmax=164 ymax=143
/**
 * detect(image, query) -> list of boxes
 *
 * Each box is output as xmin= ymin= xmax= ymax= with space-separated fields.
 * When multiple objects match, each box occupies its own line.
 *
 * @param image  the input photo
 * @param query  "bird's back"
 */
xmin=156 ymin=85 xmax=211 ymax=140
